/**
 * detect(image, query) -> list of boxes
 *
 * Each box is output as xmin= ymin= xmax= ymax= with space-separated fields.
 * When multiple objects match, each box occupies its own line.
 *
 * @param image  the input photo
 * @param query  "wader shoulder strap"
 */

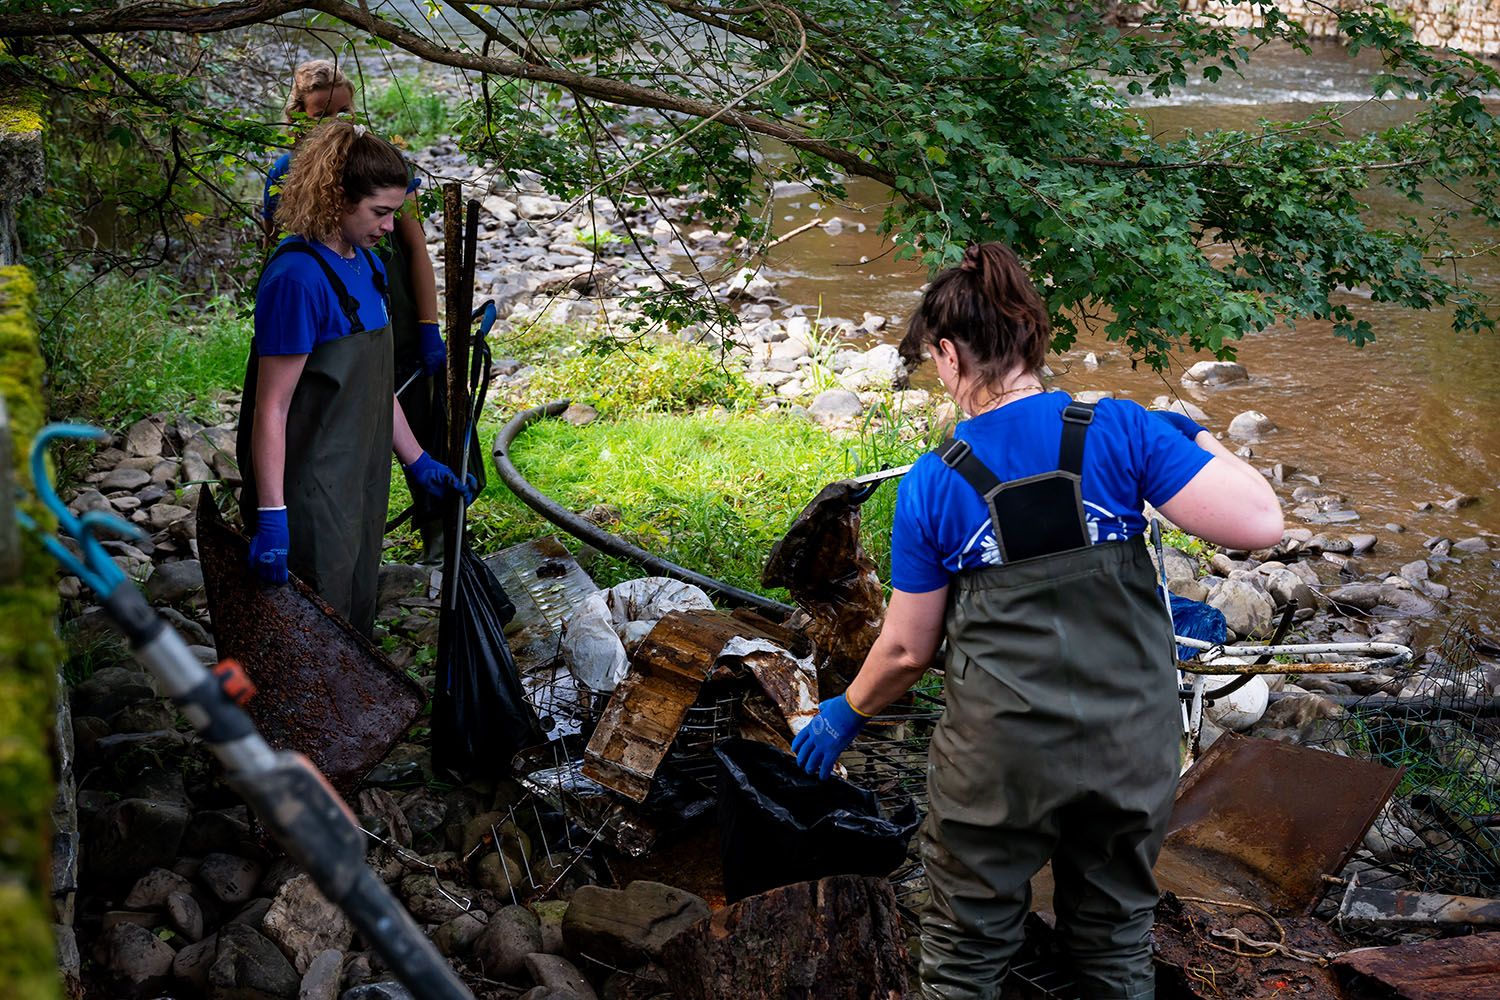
xmin=935 ymin=437 xmax=1001 ymax=500
xmin=1058 ymin=401 xmax=1096 ymax=476
xmin=360 ymin=246 xmax=388 ymax=299
xmin=268 ymin=240 xmax=366 ymax=334
xmin=935 ymin=400 xmax=1097 ymax=494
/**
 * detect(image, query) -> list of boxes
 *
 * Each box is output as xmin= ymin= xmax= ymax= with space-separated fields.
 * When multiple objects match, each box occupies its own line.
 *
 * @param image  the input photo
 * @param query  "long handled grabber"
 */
xmin=18 ymin=424 xmax=474 ymax=1000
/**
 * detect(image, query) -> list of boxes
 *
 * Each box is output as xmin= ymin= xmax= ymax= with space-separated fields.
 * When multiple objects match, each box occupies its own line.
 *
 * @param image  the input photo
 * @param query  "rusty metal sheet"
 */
xmin=1163 ymin=734 xmax=1403 ymax=914
xmin=1338 ymin=879 xmax=1500 ymax=929
xmin=582 ymin=609 xmax=808 ymax=802
xmin=762 ymin=479 xmax=886 ymax=681
xmin=1333 ymin=932 xmax=1500 ymax=1000
xmin=484 ymin=536 xmax=597 ymax=675
xmin=198 ymin=490 xmax=424 ymax=794
xmin=485 ymin=537 xmax=599 ymax=738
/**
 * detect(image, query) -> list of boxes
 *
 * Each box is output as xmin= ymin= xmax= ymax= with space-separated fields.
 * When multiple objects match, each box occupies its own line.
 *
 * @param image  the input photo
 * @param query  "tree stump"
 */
xmin=660 ymin=875 xmax=909 ymax=1000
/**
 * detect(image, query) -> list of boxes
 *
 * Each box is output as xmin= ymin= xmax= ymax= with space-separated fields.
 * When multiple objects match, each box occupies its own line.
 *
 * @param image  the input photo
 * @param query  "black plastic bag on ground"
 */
xmin=715 ymin=737 xmax=919 ymax=902
xmin=431 ymin=545 xmax=545 ymax=776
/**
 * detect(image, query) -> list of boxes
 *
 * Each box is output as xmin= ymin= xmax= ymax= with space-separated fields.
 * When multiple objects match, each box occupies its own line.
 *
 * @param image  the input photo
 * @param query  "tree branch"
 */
xmin=0 ymin=0 xmax=927 ymax=207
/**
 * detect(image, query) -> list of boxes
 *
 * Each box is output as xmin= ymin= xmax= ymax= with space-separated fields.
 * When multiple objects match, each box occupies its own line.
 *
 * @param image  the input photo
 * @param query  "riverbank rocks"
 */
xmin=808 ymin=388 xmax=862 ymax=425
xmin=474 ymin=905 xmax=541 ymax=979
xmin=562 ymin=881 xmax=709 ymax=967
xmin=299 ymin=949 xmax=344 ymax=1000
xmin=1228 ymin=410 xmax=1278 ymax=442
xmin=1207 ymin=578 xmax=1275 ymax=639
xmin=1327 ymin=582 xmax=1437 ymax=618
xmin=262 ymin=874 xmax=353 ymax=974
xmin=526 ymin=953 xmax=598 ymax=1000
xmin=208 ymin=922 xmax=300 ymax=999
xmin=1182 ymin=360 xmax=1248 ymax=386
xmin=1151 ymin=397 xmax=1209 ymax=422
xmin=98 ymin=921 xmax=176 ymax=993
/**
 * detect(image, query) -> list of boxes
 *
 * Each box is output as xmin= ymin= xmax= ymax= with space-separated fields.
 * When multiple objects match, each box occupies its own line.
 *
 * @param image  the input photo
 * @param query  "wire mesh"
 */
xmin=1314 ymin=624 xmax=1500 ymax=903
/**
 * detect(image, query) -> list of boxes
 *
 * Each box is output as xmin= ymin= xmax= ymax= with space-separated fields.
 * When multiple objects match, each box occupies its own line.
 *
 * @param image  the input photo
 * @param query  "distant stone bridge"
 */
xmin=1178 ymin=0 xmax=1500 ymax=57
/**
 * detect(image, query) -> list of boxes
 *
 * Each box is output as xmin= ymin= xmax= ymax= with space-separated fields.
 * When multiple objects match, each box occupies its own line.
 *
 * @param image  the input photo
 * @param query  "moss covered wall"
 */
xmin=0 ymin=259 xmax=64 ymax=998
xmin=0 ymin=86 xmax=44 ymax=267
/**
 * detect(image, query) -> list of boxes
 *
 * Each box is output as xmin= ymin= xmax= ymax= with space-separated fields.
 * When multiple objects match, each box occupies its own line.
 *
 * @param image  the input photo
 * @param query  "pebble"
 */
xmin=198 ymin=853 xmax=263 ymax=905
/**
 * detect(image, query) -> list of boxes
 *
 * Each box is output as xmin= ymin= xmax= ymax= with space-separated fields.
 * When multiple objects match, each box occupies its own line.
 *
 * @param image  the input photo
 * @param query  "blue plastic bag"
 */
xmin=1169 ymin=592 xmax=1226 ymax=661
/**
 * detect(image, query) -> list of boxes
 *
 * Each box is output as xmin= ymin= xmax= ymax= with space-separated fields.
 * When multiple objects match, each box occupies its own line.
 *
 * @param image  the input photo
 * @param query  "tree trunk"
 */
xmin=660 ymin=875 xmax=910 ymax=1000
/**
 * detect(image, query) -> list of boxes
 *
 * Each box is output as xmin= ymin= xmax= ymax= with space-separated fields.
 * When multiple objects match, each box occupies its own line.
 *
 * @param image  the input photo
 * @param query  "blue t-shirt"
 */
xmin=263 ymin=152 xmax=421 ymax=222
xmin=889 ymin=392 xmax=1212 ymax=593
xmin=254 ymin=238 xmax=390 ymax=356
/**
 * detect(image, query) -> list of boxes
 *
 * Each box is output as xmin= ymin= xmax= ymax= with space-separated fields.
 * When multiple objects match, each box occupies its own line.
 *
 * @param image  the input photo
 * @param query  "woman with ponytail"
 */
xmin=793 ymin=243 xmax=1283 ymax=999
xmin=237 ymin=120 xmax=470 ymax=636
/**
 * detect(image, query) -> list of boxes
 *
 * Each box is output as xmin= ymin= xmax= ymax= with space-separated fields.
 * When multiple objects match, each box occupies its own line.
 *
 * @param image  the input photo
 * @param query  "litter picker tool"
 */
xmin=17 ymin=424 xmax=473 ymax=1000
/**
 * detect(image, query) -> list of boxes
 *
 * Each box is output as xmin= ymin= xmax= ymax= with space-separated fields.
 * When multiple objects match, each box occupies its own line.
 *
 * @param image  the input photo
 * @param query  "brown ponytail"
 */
xmin=899 ymin=242 xmax=1051 ymax=386
xmin=274 ymin=121 xmax=407 ymax=243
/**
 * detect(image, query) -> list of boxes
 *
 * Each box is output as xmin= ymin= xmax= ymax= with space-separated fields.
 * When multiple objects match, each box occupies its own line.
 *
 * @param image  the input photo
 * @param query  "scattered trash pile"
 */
xmin=48 ymin=412 xmax=1500 ymax=1000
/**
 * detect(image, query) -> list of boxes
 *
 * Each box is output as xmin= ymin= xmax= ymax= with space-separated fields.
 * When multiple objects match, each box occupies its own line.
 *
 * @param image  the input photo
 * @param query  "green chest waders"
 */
xmin=237 ymin=242 xmax=395 ymax=637
xmin=918 ymin=403 xmax=1179 ymax=1000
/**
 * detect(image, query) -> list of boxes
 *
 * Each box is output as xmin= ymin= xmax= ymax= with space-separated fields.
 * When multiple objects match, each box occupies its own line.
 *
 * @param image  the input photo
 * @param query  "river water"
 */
xmin=754 ymin=42 xmax=1499 ymax=629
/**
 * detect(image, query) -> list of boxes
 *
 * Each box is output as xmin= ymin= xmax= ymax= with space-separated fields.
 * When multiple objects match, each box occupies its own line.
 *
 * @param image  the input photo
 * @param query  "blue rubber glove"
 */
xmin=1153 ymin=408 xmax=1206 ymax=441
xmin=406 ymin=451 xmax=476 ymax=504
xmin=418 ymin=322 xmax=445 ymax=377
xmin=247 ymin=506 xmax=289 ymax=585
xmin=792 ymin=694 xmax=870 ymax=781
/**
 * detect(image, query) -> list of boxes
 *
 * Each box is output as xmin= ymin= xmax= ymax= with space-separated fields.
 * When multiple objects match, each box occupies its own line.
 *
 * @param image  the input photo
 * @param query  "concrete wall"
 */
xmin=0 ymin=84 xmax=65 ymax=1000
xmin=1181 ymin=0 xmax=1500 ymax=56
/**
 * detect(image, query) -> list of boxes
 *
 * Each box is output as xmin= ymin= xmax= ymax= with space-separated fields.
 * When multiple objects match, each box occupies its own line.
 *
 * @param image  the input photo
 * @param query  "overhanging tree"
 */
xmin=2 ymin=0 xmax=1496 ymax=368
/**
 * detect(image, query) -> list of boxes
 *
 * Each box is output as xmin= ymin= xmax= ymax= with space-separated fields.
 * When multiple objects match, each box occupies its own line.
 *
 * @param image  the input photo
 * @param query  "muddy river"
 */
xmin=752 ymin=42 xmax=1499 ymax=631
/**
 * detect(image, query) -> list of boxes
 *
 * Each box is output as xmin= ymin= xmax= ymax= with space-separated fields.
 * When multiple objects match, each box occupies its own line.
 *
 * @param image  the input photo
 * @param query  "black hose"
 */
xmin=493 ymin=400 xmax=794 ymax=620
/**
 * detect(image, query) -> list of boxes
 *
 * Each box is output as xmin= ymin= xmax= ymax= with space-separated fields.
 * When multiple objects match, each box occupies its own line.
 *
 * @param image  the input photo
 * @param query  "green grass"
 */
xmin=367 ymin=76 xmax=460 ymax=151
xmin=517 ymin=336 xmax=760 ymax=414
xmin=39 ymin=272 xmax=249 ymax=429
xmin=389 ymin=402 xmax=929 ymax=598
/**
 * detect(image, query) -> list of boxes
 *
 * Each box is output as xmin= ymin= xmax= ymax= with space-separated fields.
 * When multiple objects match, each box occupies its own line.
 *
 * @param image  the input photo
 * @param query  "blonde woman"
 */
xmin=237 ymin=121 xmax=470 ymax=635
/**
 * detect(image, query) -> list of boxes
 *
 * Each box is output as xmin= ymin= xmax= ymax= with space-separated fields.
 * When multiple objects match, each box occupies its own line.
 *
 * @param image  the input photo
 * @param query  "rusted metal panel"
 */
xmin=484 ymin=537 xmax=599 ymax=738
xmin=1163 ymin=734 xmax=1403 ymax=914
xmin=198 ymin=491 xmax=423 ymax=794
xmin=582 ymin=609 xmax=809 ymax=802
xmin=1338 ymin=879 xmax=1500 ymax=929
xmin=1333 ymin=932 xmax=1500 ymax=1000
xmin=762 ymin=479 xmax=886 ymax=681
xmin=484 ymin=536 xmax=597 ymax=675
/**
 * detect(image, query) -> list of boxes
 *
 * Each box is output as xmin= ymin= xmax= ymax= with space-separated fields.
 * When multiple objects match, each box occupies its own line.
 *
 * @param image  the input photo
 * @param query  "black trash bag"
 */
xmin=715 ymin=737 xmax=919 ymax=902
xmin=431 ymin=545 xmax=545 ymax=777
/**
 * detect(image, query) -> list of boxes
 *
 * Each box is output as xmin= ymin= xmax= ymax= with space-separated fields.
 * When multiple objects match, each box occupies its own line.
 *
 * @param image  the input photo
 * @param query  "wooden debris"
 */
xmin=660 ymin=875 xmax=908 ymax=1000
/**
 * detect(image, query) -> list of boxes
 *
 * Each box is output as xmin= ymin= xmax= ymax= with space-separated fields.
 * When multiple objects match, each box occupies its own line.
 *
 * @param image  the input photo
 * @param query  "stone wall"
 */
xmin=0 ymin=88 xmax=44 ymax=268
xmin=1180 ymin=0 xmax=1500 ymax=56
xmin=0 ymin=84 xmax=64 ymax=1000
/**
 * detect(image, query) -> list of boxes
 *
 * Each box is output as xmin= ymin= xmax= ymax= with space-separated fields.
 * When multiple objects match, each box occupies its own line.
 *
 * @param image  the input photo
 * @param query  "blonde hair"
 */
xmin=283 ymin=59 xmax=353 ymax=122
xmin=275 ymin=121 xmax=407 ymax=243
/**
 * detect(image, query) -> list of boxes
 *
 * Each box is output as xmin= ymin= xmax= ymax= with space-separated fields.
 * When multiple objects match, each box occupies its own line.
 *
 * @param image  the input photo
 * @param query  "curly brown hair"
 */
xmin=275 ymin=121 xmax=408 ymax=243
xmin=283 ymin=59 xmax=353 ymax=123
xmin=899 ymin=242 xmax=1052 ymax=385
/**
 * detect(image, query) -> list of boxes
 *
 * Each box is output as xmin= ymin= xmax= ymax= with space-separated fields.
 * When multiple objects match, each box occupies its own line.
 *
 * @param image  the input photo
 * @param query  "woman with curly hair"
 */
xmin=237 ymin=120 xmax=470 ymax=636
xmin=262 ymin=60 xmax=451 ymax=563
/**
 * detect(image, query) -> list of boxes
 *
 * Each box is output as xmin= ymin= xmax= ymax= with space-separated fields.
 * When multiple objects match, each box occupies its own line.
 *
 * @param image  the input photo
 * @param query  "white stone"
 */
xmin=808 ymin=388 xmax=863 ymax=424
xmin=1182 ymin=360 xmax=1248 ymax=386
xmin=515 ymin=195 xmax=557 ymax=219
xmin=1227 ymin=410 xmax=1278 ymax=442
xmin=1150 ymin=396 xmax=1209 ymax=422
